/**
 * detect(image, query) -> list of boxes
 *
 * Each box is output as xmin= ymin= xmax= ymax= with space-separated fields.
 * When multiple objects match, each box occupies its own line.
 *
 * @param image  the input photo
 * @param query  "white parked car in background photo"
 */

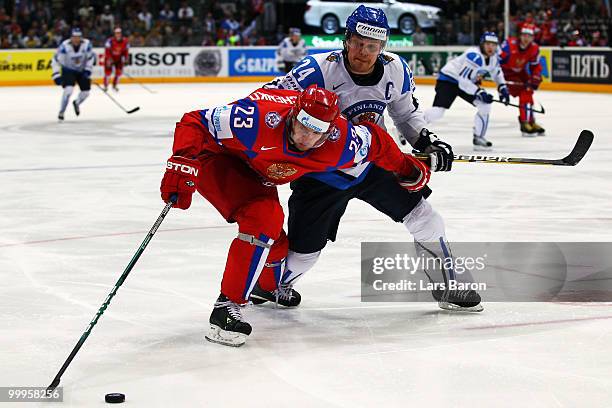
xmin=304 ymin=0 xmax=441 ymax=35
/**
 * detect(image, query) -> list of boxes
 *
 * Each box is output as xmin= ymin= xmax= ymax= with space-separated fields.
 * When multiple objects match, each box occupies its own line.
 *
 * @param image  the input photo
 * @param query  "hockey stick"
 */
xmin=415 ymin=130 xmax=593 ymax=166
xmin=47 ymin=195 xmax=176 ymax=392
xmin=493 ymin=99 xmax=545 ymax=114
xmin=94 ymin=82 xmax=140 ymax=114
xmin=124 ymin=72 xmax=157 ymax=94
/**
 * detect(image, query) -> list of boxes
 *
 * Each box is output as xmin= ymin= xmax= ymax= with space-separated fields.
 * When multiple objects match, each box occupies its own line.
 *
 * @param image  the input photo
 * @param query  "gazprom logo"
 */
xmin=300 ymin=115 xmax=324 ymax=132
xmin=234 ymin=53 xmax=276 ymax=74
xmin=296 ymin=109 xmax=329 ymax=132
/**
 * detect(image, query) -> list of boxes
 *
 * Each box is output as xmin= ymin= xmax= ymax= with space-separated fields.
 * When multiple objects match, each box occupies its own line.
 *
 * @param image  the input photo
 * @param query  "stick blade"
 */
xmin=127 ymin=107 xmax=140 ymax=114
xmin=47 ymin=378 xmax=60 ymax=392
xmin=562 ymin=130 xmax=594 ymax=166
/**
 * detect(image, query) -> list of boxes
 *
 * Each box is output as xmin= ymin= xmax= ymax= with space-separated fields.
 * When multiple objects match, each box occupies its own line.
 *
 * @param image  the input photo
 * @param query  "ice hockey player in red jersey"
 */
xmin=500 ymin=24 xmax=545 ymax=137
xmin=159 ymin=85 xmax=430 ymax=347
xmin=103 ymin=27 xmax=129 ymax=92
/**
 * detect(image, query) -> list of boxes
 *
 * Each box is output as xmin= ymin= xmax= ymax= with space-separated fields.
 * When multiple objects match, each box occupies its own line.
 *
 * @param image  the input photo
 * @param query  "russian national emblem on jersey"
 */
xmin=265 ymin=111 xmax=282 ymax=129
xmin=328 ymin=126 xmax=340 ymax=142
xmin=266 ymin=163 xmax=298 ymax=180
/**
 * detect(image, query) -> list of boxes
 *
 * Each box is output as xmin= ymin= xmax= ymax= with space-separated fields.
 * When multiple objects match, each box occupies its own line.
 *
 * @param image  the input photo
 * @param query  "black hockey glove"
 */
xmin=413 ymin=128 xmax=454 ymax=172
xmin=498 ymin=84 xmax=510 ymax=105
xmin=52 ymin=72 xmax=62 ymax=86
xmin=475 ymin=88 xmax=493 ymax=104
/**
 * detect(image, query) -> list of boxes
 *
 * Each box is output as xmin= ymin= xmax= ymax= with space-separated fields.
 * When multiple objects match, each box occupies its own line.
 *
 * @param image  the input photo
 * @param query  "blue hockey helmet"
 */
xmin=480 ymin=31 xmax=499 ymax=44
xmin=71 ymin=27 xmax=83 ymax=37
xmin=345 ymin=5 xmax=390 ymax=43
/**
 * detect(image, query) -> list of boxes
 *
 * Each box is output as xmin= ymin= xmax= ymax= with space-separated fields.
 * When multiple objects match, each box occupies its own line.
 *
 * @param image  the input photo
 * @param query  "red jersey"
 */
xmin=172 ymin=88 xmax=415 ymax=186
xmin=104 ymin=37 xmax=129 ymax=63
xmin=500 ymin=37 xmax=542 ymax=80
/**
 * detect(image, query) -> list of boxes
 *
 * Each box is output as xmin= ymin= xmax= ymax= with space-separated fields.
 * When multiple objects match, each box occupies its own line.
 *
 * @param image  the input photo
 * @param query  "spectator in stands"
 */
xmin=146 ymin=27 xmax=163 ymax=46
xmin=138 ymin=6 xmax=153 ymax=31
xmin=159 ymin=4 xmax=175 ymax=22
xmin=99 ymin=5 xmax=114 ymax=31
xmin=201 ymin=32 xmax=214 ymax=46
xmin=436 ymin=22 xmax=456 ymax=45
xmin=177 ymin=1 xmax=195 ymax=25
xmin=203 ymin=12 xmax=216 ymax=35
xmin=130 ymin=31 xmax=145 ymax=47
xmin=412 ymin=25 xmax=427 ymax=45
xmin=221 ymin=13 xmax=240 ymax=33
xmin=567 ymin=29 xmax=587 ymax=46
xmin=0 ymin=7 xmax=10 ymax=25
xmin=78 ymin=0 xmax=94 ymax=21
xmin=22 ymin=28 xmax=41 ymax=48
xmin=456 ymin=20 xmax=472 ymax=45
xmin=590 ymin=30 xmax=607 ymax=46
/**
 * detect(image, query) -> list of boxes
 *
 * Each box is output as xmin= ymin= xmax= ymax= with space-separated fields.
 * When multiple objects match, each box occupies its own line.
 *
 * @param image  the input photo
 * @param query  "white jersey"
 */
xmin=267 ymin=50 xmax=426 ymax=189
xmin=439 ymin=46 xmax=506 ymax=94
xmin=276 ymin=37 xmax=307 ymax=63
xmin=51 ymin=38 xmax=95 ymax=74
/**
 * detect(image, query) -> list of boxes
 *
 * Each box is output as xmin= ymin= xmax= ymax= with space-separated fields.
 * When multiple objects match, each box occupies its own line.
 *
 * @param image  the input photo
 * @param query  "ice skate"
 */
xmin=473 ymin=135 xmax=493 ymax=151
xmin=530 ymin=121 xmax=545 ymax=136
xmin=205 ymin=294 xmax=252 ymax=347
xmin=250 ymin=282 xmax=301 ymax=307
xmin=520 ymin=120 xmax=538 ymax=137
xmin=432 ymin=289 xmax=484 ymax=312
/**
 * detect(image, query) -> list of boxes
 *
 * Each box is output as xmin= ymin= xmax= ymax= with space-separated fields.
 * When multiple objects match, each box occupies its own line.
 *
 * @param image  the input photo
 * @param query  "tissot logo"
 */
xmin=127 ymin=52 xmax=190 ymax=66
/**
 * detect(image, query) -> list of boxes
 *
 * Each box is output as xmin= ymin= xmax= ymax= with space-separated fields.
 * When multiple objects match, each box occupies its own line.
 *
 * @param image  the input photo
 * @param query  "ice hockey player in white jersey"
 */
xmin=424 ymin=32 xmax=510 ymax=150
xmin=275 ymin=28 xmax=307 ymax=73
xmin=261 ymin=5 xmax=483 ymax=312
xmin=51 ymin=28 xmax=95 ymax=121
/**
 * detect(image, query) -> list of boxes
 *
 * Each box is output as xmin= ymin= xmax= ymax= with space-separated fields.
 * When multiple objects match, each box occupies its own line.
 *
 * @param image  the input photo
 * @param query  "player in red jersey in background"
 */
xmin=103 ymin=27 xmax=129 ymax=91
xmin=159 ymin=85 xmax=429 ymax=347
xmin=500 ymin=24 xmax=545 ymax=137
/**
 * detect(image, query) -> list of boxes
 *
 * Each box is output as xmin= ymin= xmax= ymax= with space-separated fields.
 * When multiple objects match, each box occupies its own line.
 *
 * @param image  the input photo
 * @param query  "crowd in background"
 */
xmin=0 ymin=0 xmax=282 ymax=49
xmin=438 ymin=0 xmax=610 ymax=46
xmin=0 ymin=0 xmax=610 ymax=49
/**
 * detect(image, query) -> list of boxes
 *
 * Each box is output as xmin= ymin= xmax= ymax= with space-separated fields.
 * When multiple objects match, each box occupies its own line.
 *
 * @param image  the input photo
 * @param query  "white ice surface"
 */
xmin=1 ymin=83 xmax=611 ymax=407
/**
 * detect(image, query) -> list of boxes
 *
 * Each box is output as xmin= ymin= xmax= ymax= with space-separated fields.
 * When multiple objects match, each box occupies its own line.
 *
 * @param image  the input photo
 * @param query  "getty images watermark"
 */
xmin=361 ymin=242 xmax=612 ymax=302
xmin=370 ymin=251 xmax=487 ymax=292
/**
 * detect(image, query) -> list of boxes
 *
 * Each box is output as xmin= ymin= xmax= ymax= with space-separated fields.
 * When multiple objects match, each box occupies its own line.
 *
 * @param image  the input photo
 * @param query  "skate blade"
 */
xmin=536 ymin=132 xmax=546 ymax=137
xmin=438 ymin=301 xmax=484 ymax=312
xmin=205 ymin=325 xmax=247 ymax=347
xmin=472 ymin=145 xmax=492 ymax=152
xmin=249 ymin=295 xmax=268 ymax=305
xmin=521 ymin=132 xmax=537 ymax=138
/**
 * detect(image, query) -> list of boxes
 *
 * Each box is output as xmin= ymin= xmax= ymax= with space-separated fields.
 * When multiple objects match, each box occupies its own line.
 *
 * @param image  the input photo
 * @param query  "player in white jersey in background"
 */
xmin=275 ymin=28 xmax=307 ymax=73
xmin=51 ymin=28 xmax=95 ymax=121
xmin=261 ymin=5 xmax=483 ymax=312
xmin=424 ymin=32 xmax=509 ymax=150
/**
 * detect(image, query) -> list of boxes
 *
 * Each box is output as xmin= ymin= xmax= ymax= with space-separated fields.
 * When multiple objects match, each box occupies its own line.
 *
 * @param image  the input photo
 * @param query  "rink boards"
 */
xmin=1 ymin=45 xmax=611 ymax=93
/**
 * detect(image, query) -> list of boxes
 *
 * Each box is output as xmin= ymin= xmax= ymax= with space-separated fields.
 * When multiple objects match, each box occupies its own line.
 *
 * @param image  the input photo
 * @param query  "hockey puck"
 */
xmin=105 ymin=393 xmax=125 ymax=403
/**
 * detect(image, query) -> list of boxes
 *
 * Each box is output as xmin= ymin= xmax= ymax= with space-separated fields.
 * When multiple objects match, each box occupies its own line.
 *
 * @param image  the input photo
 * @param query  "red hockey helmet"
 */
xmin=292 ymin=85 xmax=340 ymax=133
xmin=521 ymin=23 xmax=536 ymax=36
